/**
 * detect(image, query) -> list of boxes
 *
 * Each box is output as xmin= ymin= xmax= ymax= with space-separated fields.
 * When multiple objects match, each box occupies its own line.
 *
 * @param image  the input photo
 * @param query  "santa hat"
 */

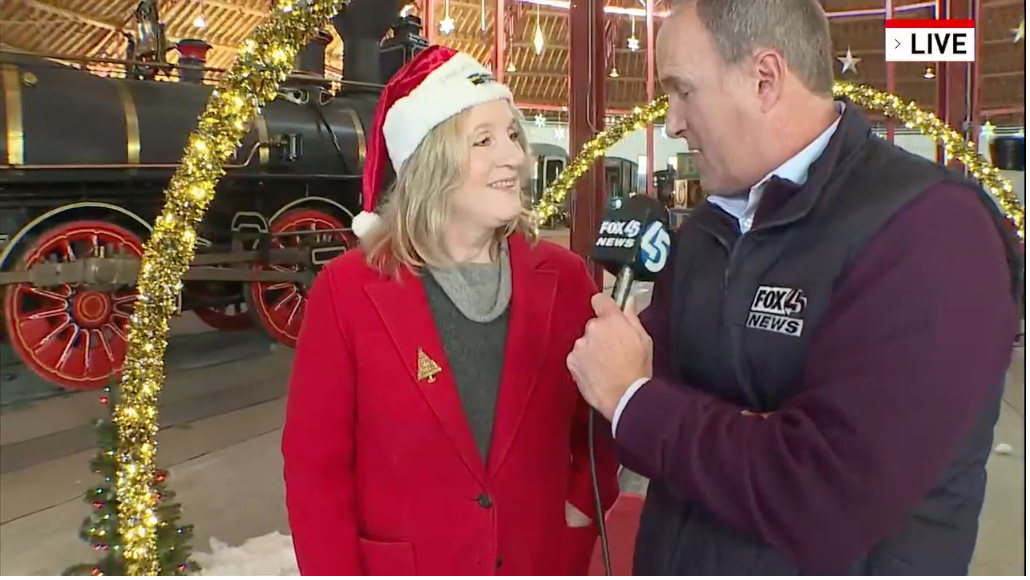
xmin=351 ymin=45 xmax=515 ymax=241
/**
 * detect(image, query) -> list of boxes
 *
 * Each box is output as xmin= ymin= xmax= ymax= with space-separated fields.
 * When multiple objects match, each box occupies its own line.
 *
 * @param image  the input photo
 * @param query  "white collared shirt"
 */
xmin=610 ymin=102 xmax=846 ymax=437
xmin=706 ymin=101 xmax=846 ymax=233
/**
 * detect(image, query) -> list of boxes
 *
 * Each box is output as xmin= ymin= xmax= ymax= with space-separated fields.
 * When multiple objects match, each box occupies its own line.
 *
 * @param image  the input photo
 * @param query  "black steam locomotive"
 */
xmin=0 ymin=0 xmax=424 ymax=391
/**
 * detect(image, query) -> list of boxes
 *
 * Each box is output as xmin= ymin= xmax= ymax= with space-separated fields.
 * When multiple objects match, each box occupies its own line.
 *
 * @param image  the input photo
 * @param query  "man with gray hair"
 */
xmin=565 ymin=0 xmax=1023 ymax=574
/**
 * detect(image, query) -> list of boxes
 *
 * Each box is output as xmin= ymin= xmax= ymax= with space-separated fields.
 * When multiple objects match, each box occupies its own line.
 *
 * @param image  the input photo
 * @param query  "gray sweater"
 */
xmin=423 ymin=241 xmax=513 ymax=461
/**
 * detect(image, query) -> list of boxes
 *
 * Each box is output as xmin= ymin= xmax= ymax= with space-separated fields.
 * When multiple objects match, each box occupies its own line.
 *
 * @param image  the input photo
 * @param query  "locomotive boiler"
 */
xmin=0 ymin=0 xmax=422 ymax=391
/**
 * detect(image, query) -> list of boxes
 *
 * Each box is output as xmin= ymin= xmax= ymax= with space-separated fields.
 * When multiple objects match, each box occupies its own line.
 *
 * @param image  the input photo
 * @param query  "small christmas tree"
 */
xmin=63 ymin=380 xmax=200 ymax=576
xmin=416 ymin=348 xmax=442 ymax=383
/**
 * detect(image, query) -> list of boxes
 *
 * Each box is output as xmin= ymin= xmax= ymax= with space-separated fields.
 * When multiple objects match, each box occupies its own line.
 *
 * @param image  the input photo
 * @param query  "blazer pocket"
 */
xmin=358 ymin=536 xmax=417 ymax=576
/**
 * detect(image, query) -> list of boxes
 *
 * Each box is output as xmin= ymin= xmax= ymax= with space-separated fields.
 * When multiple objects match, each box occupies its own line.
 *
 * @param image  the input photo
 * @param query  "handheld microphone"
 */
xmin=593 ymin=195 xmax=673 ymax=309
xmin=584 ymin=194 xmax=672 ymax=577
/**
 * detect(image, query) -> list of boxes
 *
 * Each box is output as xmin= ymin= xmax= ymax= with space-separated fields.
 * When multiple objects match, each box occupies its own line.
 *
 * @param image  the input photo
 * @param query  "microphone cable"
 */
xmin=588 ymin=263 xmax=635 ymax=576
xmin=588 ymin=409 xmax=613 ymax=576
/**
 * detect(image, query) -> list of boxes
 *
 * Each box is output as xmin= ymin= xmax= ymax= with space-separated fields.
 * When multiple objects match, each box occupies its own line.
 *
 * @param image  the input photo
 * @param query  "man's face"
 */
xmin=657 ymin=6 xmax=764 ymax=195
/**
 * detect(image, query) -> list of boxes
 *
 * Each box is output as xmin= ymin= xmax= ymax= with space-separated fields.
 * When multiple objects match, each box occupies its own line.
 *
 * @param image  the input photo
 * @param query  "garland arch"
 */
xmin=103 ymin=0 xmax=1021 ymax=567
xmin=108 ymin=0 xmax=346 ymax=573
xmin=531 ymin=83 xmax=1024 ymax=242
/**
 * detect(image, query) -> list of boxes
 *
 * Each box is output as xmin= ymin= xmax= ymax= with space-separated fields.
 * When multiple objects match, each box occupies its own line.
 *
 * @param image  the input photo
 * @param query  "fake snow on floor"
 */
xmin=192 ymin=532 xmax=299 ymax=576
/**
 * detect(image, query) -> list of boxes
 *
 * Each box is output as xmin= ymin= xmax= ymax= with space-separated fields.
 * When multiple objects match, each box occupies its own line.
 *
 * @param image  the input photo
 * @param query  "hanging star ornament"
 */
xmin=439 ymin=15 xmax=455 ymax=35
xmin=534 ymin=114 xmax=547 ymax=128
xmin=982 ymin=121 xmax=997 ymax=141
xmin=1013 ymin=19 xmax=1025 ymax=43
xmin=837 ymin=47 xmax=860 ymax=74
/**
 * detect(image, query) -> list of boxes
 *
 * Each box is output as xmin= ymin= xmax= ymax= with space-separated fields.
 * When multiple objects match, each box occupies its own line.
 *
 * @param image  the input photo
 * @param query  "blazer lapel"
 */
xmin=366 ymin=272 xmax=487 ymax=483
xmin=487 ymin=234 xmax=558 ymax=475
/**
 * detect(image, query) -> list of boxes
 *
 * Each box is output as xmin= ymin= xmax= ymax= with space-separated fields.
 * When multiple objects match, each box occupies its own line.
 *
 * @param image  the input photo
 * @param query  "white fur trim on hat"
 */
xmin=351 ymin=210 xmax=381 ymax=241
xmin=382 ymin=52 xmax=514 ymax=172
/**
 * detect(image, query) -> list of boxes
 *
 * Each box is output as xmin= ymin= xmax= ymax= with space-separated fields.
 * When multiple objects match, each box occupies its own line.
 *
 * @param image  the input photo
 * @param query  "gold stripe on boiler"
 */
xmin=1 ymin=63 xmax=25 ymax=166
xmin=254 ymin=113 xmax=270 ymax=165
xmin=115 ymin=82 xmax=141 ymax=164
xmin=343 ymin=108 xmax=366 ymax=171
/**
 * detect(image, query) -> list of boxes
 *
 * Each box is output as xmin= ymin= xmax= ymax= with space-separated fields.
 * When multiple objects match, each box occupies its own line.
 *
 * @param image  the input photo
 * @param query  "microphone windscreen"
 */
xmin=592 ymin=195 xmax=672 ymax=282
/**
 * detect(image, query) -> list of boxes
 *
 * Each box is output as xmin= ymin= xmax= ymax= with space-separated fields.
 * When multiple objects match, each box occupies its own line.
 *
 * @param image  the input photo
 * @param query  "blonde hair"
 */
xmin=362 ymin=100 xmax=539 ymax=278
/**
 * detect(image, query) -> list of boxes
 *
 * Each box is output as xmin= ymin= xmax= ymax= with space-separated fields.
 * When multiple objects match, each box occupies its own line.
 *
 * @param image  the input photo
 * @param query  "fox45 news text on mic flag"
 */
xmin=884 ymin=19 xmax=976 ymax=62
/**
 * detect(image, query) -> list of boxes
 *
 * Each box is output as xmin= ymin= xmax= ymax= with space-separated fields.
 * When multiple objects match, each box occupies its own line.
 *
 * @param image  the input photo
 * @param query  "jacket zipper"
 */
xmin=724 ymin=236 xmax=744 ymax=294
xmin=694 ymin=219 xmax=741 ymax=294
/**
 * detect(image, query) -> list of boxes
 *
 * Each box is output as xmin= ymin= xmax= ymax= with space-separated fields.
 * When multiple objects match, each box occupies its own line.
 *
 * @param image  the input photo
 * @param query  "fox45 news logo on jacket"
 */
xmin=746 ymin=285 xmax=808 ymax=337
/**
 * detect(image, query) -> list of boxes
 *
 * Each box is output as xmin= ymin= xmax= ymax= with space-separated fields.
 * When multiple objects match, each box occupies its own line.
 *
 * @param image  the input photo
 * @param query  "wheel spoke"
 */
xmin=55 ymin=327 xmax=84 ymax=373
xmin=282 ymin=296 xmax=304 ymax=331
xmin=270 ymin=288 xmax=300 ymax=313
xmin=31 ymin=316 xmax=73 ymax=352
xmin=25 ymin=306 xmax=70 ymax=321
xmin=29 ymin=286 xmax=72 ymax=303
xmin=93 ymin=327 xmax=115 ymax=362
xmin=106 ymin=317 xmax=129 ymax=342
xmin=112 ymin=293 xmax=138 ymax=306
xmin=62 ymin=240 xmax=76 ymax=262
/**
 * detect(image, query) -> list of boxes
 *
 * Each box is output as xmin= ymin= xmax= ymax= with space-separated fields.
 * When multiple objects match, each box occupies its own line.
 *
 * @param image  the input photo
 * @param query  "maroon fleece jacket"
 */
xmin=615 ymin=181 xmax=1018 ymax=569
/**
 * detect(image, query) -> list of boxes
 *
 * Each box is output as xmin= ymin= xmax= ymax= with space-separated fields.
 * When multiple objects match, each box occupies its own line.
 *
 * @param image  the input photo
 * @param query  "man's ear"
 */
xmin=753 ymin=49 xmax=787 ymax=112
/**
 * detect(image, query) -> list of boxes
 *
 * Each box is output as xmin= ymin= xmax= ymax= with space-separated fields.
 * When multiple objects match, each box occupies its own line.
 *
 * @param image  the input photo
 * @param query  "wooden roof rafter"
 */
xmin=0 ymin=0 xmax=1022 ymax=123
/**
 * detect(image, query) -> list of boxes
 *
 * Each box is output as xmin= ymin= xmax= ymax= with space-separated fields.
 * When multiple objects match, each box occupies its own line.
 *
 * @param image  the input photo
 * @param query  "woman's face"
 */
xmin=450 ymin=100 xmax=527 ymax=230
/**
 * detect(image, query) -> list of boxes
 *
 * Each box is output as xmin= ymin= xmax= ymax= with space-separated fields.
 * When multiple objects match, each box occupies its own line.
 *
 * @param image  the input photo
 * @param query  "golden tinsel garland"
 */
xmin=113 ymin=0 xmax=343 ymax=574
xmin=533 ymin=82 xmax=1024 ymax=241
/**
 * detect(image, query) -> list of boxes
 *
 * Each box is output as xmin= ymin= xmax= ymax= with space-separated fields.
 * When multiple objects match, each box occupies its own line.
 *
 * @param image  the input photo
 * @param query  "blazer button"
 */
xmin=477 ymin=493 xmax=493 ymax=508
xmin=495 ymin=557 xmax=503 ymax=569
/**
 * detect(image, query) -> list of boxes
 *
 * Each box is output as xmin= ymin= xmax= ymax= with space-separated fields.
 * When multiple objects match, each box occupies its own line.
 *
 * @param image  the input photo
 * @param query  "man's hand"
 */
xmin=567 ymin=293 xmax=653 ymax=420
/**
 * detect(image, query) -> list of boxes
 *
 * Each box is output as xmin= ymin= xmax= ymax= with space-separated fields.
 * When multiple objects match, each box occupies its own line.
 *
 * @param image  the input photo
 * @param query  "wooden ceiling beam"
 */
xmin=191 ymin=0 xmax=268 ymax=17
xmin=14 ymin=0 xmax=122 ymax=34
xmin=13 ymin=0 xmax=241 ymax=53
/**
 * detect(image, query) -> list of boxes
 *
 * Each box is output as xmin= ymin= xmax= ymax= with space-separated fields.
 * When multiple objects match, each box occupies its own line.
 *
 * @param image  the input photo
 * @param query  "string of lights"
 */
xmin=532 ymin=83 xmax=1024 ymax=241
xmin=111 ymin=0 xmax=344 ymax=574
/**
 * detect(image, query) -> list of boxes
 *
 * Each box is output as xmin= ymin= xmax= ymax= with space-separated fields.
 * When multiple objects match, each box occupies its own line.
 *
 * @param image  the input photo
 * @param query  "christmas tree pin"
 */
xmin=416 ymin=348 xmax=442 ymax=384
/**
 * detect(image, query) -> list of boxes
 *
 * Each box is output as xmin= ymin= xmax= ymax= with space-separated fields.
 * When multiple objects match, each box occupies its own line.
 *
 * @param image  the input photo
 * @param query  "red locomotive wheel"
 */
xmin=187 ymin=283 xmax=254 ymax=332
xmin=246 ymin=209 xmax=353 ymax=348
xmin=3 ymin=221 xmax=144 ymax=391
xmin=193 ymin=300 xmax=253 ymax=331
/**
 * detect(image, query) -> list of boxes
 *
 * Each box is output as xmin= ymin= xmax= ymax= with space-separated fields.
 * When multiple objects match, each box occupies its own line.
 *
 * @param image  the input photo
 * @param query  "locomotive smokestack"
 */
xmin=176 ymin=39 xmax=211 ymax=83
xmin=294 ymin=28 xmax=333 ymax=77
xmin=332 ymin=0 xmax=403 ymax=87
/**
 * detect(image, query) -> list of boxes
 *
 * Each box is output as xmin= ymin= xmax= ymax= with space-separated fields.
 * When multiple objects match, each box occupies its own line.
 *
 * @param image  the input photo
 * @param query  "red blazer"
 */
xmin=282 ymin=233 xmax=620 ymax=576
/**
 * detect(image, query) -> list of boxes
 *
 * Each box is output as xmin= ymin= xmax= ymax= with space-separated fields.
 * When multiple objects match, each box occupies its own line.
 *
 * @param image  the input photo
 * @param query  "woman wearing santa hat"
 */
xmin=281 ymin=45 xmax=620 ymax=576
